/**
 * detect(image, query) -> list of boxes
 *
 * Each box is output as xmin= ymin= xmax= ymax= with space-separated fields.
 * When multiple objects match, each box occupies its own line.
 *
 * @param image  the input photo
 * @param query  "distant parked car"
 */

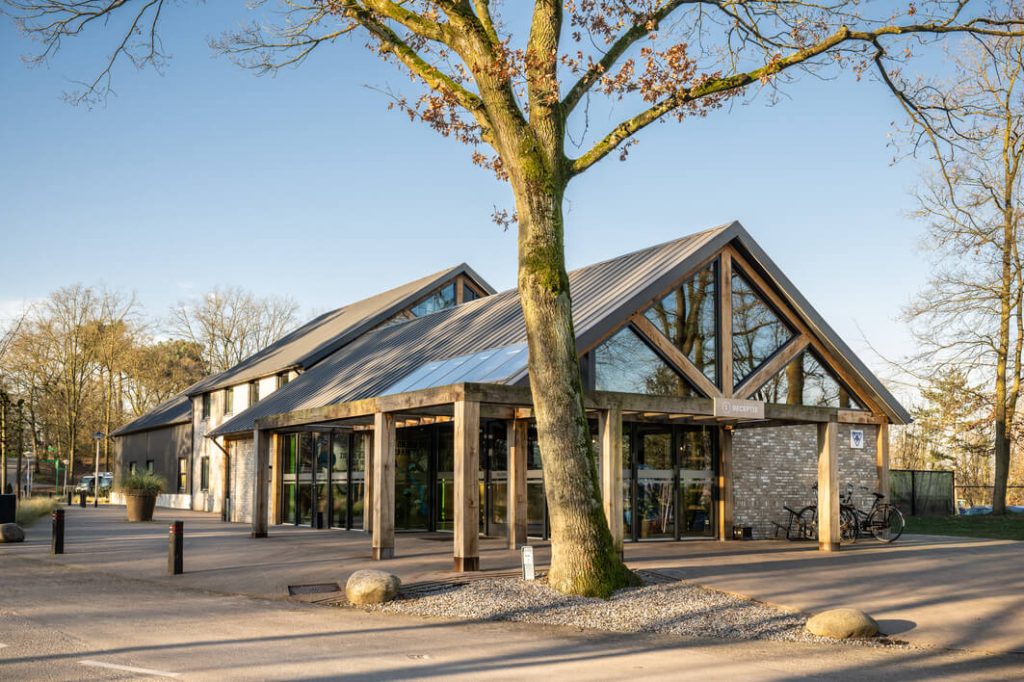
xmin=75 ymin=473 xmax=113 ymax=496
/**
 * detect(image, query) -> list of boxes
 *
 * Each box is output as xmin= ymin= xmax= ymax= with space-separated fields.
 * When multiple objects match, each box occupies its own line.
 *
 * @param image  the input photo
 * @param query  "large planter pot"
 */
xmin=125 ymin=493 xmax=158 ymax=522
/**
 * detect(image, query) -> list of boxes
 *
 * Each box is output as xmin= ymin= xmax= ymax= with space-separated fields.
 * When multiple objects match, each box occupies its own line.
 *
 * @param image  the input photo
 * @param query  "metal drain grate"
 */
xmin=288 ymin=582 xmax=341 ymax=596
xmin=633 ymin=569 xmax=683 ymax=585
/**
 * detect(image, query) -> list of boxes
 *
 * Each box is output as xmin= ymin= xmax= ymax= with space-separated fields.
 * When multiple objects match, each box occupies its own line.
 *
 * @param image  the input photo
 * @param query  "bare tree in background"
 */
xmin=6 ymin=0 xmax=1024 ymax=594
xmin=169 ymin=287 xmax=299 ymax=374
xmin=897 ymin=31 xmax=1024 ymax=514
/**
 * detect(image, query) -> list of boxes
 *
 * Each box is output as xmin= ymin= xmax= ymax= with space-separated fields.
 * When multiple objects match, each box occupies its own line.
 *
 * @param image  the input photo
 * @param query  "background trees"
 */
xmin=0 ymin=284 xmax=296 ymax=493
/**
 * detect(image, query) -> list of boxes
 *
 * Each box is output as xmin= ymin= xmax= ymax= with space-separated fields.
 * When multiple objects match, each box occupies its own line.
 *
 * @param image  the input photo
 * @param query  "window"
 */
xmin=595 ymin=326 xmax=697 ymax=397
xmin=752 ymin=350 xmax=865 ymax=409
xmin=145 ymin=460 xmax=154 ymax=474
xmin=200 ymin=456 xmax=210 ymax=491
xmin=128 ymin=461 xmax=137 ymax=476
xmin=224 ymin=387 xmax=234 ymax=415
xmin=249 ymin=380 xmax=260 ymax=406
xmin=177 ymin=458 xmax=187 ymax=493
xmin=462 ymin=284 xmax=480 ymax=303
xmin=277 ymin=372 xmax=290 ymax=389
xmin=644 ymin=264 xmax=717 ymax=385
xmin=731 ymin=269 xmax=793 ymax=387
xmin=201 ymin=393 xmax=211 ymax=420
xmin=410 ymin=282 xmax=457 ymax=317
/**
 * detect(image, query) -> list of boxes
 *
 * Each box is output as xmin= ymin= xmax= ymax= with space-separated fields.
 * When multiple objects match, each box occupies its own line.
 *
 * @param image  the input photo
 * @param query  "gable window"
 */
xmin=249 ymin=380 xmax=260 ymax=406
xmin=177 ymin=458 xmax=188 ymax=493
xmin=200 ymin=456 xmax=210 ymax=491
xmin=752 ymin=349 xmax=864 ymax=409
xmin=224 ymin=387 xmax=234 ymax=415
xmin=201 ymin=393 xmax=211 ymax=420
xmin=732 ymin=269 xmax=794 ymax=387
xmin=410 ymin=282 xmax=457 ymax=317
xmin=277 ymin=372 xmax=290 ymax=389
xmin=595 ymin=326 xmax=698 ymax=397
xmin=462 ymin=284 xmax=480 ymax=303
xmin=644 ymin=263 xmax=717 ymax=385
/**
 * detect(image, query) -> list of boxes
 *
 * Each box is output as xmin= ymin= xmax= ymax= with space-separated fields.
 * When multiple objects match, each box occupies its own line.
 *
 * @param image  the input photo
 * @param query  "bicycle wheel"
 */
xmin=840 ymin=507 xmax=859 ymax=544
xmin=868 ymin=504 xmax=905 ymax=543
xmin=796 ymin=505 xmax=818 ymax=541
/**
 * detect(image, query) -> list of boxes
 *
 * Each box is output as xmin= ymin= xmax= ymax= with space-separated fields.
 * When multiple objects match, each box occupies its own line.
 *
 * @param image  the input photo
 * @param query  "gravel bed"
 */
xmin=356 ymin=576 xmax=891 ymax=646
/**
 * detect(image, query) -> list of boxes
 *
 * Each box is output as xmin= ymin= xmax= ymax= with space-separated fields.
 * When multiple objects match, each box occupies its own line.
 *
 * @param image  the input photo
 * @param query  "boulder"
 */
xmin=0 ymin=523 xmax=25 ymax=543
xmin=806 ymin=608 xmax=879 ymax=640
xmin=346 ymin=569 xmax=401 ymax=605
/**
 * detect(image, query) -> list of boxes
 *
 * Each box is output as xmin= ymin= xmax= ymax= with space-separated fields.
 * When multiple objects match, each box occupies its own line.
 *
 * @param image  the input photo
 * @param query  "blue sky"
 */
xmin=1 ymin=4 xmax=931 ymax=401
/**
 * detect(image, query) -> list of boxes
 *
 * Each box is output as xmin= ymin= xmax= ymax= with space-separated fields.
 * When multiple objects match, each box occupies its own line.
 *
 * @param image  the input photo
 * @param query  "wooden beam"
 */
xmin=734 ymin=335 xmax=810 ymax=400
xmin=371 ymin=413 xmax=395 ymax=560
xmin=269 ymin=433 xmax=281 ymax=525
xmin=251 ymin=428 xmax=271 ymax=538
xmin=362 ymin=431 xmax=373 ymax=533
xmin=876 ymin=421 xmax=890 ymax=499
xmin=817 ymin=421 xmax=840 ymax=552
xmin=717 ymin=427 xmax=734 ymax=541
xmin=599 ymin=407 xmax=624 ymax=555
xmin=453 ymin=400 xmax=480 ymax=571
xmin=720 ymin=252 xmax=734 ymax=397
xmin=630 ymin=314 xmax=723 ymax=398
xmin=506 ymin=420 xmax=528 ymax=550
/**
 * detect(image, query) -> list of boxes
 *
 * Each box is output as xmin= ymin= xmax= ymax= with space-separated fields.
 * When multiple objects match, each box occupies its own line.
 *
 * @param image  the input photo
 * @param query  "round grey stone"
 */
xmin=346 ymin=570 xmax=401 ymax=605
xmin=806 ymin=608 xmax=879 ymax=639
xmin=1 ymin=523 xmax=25 ymax=543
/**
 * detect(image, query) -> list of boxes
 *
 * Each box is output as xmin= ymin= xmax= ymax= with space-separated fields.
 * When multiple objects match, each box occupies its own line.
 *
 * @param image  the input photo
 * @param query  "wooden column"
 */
xmin=817 ymin=420 xmax=840 ymax=552
xmin=876 ymin=421 xmax=890 ymax=499
xmin=717 ymin=426 xmax=734 ymax=541
xmin=454 ymin=400 xmax=481 ymax=571
xmin=251 ymin=427 xmax=270 ymax=538
xmin=363 ymin=431 xmax=374 ymax=533
xmin=371 ymin=414 xmax=395 ymax=560
xmin=720 ymin=252 xmax=734 ymax=398
xmin=599 ymin=407 xmax=624 ymax=555
xmin=269 ymin=433 xmax=281 ymax=525
xmin=506 ymin=420 xmax=528 ymax=550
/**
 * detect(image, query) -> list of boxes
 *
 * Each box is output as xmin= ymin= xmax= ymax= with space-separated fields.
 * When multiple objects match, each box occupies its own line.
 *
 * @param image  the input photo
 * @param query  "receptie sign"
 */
xmin=713 ymin=398 xmax=765 ymax=420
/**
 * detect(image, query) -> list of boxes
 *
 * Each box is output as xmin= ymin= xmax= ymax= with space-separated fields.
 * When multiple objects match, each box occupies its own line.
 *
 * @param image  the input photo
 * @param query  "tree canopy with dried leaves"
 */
xmin=6 ymin=0 xmax=1024 ymax=595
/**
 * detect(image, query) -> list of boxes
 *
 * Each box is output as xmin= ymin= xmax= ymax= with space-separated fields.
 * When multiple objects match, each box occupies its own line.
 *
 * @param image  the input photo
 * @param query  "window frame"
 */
xmin=177 ymin=457 xmax=188 ymax=493
xmin=201 ymin=393 xmax=211 ymax=420
xmin=223 ymin=387 xmax=234 ymax=415
xmin=249 ymin=380 xmax=260 ymax=406
xmin=200 ymin=456 xmax=210 ymax=492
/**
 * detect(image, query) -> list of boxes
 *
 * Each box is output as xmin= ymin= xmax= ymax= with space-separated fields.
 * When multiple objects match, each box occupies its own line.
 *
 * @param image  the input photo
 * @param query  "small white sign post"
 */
xmin=521 ymin=545 xmax=536 ymax=581
xmin=850 ymin=429 xmax=865 ymax=449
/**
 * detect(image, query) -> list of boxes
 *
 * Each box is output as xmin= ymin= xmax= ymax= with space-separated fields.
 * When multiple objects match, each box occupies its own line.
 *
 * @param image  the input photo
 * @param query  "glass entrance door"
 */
xmin=636 ymin=427 xmax=675 ymax=540
xmin=678 ymin=428 xmax=714 ymax=537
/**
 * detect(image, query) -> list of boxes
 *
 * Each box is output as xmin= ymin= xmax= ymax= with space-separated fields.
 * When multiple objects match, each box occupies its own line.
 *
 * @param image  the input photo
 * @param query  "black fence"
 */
xmin=889 ymin=469 xmax=955 ymax=517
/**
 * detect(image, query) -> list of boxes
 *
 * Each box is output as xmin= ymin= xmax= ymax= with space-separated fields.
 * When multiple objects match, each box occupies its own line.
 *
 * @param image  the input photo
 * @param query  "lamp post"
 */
xmin=0 ymin=389 xmax=8 ymax=494
xmin=93 ymin=431 xmax=104 ymax=507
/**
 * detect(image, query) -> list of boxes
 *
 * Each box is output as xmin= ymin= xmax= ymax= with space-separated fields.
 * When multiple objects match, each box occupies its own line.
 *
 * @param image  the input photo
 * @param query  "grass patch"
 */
xmin=14 ymin=497 xmax=61 ymax=527
xmin=905 ymin=512 xmax=1024 ymax=541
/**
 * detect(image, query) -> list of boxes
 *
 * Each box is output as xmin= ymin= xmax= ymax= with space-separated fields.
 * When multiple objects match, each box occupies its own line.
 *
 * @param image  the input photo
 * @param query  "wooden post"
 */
xmin=371 ymin=413 xmax=395 ymax=560
xmin=506 ymin=420 xmax=528 ymax=550
xmin=599 ymin=407 xmax=624 ymax=555
xmin=876 ymin=421 xmax=890 ymax=499
xmin=251 ymin=427 xmax=270 ymax=538
xmin=363 ymin=431 xmax=374 ymax=533
xmin=717 ymin=426 xmax=734 ymax=541
xmin=720 ymin=252 xmax=734 ymax=398
xmin=454 ymin=400 xmax=481 ymax=571
xmin=269 ymin=433 xmax=281 ymax=525
xmin=817 ymin=420 xmax=840 ymax=552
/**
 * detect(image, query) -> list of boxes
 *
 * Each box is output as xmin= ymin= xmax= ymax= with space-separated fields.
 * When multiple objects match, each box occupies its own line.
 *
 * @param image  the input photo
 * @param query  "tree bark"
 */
xmin=511 ymin=165 xmax=637 ymax=597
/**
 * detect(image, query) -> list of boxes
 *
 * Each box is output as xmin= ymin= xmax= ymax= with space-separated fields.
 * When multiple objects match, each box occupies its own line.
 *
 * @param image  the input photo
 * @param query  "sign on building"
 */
xmin=713 ymin=398 xmax=765 ymax=420
xmin=850 ymin=429 xmax=865 ymax=449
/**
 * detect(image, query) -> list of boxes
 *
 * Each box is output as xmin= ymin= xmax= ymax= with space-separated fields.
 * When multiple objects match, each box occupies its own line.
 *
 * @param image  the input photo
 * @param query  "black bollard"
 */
xmin=168 ymin=520 xmax=183 ymax=575
xmin=52 ymin=509 xmax=65 ymax=555
xmin=78 ymin=492 xmax=86 ymax=508
xmin=66 ymin=490 xmax=72 ymax=505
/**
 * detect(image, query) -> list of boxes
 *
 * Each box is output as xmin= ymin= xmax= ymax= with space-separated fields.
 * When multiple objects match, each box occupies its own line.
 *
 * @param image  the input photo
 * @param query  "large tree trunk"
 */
xmin=993 ymin=215 xmax=1015 ymax=515
xmin=513 ymin=171 xmax=636 ymax=597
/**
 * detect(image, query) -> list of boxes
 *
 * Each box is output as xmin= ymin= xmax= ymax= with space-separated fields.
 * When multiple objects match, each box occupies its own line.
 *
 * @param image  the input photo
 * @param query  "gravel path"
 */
xmin=357 ymin=575 xmax=881 ymax=645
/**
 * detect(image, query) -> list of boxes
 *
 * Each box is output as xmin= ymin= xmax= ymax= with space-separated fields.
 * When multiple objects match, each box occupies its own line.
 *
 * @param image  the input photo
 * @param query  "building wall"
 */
xmin=113 ymin=422 xmax=192 ymax=494
xmin=732 ymin=423 xmax=879 ymax=539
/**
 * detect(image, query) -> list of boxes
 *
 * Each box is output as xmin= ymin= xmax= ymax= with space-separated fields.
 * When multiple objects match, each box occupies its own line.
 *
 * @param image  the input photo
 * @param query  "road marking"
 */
xmin=80 ymin=660 xmax=180 ymax=678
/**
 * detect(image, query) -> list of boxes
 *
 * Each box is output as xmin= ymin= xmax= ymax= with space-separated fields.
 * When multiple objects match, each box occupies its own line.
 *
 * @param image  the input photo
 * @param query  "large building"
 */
xmin=115 ymin=223 xmax=910 ymax=569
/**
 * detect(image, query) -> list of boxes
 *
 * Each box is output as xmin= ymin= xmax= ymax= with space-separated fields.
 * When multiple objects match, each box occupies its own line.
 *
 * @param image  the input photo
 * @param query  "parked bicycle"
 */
xmin=839 ymin=484 xmax=905 ymax=544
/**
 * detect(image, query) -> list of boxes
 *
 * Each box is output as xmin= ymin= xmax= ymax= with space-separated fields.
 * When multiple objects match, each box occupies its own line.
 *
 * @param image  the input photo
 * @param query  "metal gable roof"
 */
xmin=110 ymin=393 xmax=192 ymax=437
xmin=209 ymin=221 xmax=911 ymax=437
xmin=186 ymin=263 xmax=494 ymax=396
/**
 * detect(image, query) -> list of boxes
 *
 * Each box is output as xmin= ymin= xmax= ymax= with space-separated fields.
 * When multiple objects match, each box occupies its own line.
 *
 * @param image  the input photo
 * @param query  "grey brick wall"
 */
xmin=732 ymin=424 xmax=878 ymax=539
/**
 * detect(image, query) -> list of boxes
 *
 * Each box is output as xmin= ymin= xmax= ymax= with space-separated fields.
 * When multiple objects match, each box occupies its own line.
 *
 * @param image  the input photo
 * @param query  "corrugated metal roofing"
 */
xmin=110 ymin=393 xmax=192 ymax=437
xmin=210 ymin=225 xmax=731 ymax=436
xmin=186 ymin=264 xmax=494 ymax=396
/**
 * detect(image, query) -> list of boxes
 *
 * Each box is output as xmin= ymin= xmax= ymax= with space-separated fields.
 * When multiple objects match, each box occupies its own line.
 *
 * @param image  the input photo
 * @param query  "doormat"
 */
xmin=288 ymin=582 xmax=341 ymax=596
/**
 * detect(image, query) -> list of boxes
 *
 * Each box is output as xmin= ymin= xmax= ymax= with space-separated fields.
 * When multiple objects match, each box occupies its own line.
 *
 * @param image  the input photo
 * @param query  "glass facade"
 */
xmin=278 ymin=430 xmax=367 ymax=529
xmin=595 ymin=327 xmax=698 ymax=397
xmin=410 ymin=283 xmax=457 ymax=317
xmin=731 ymin=269 xmax=793 ymax=387
xmin=751 ymin=349 xmax=865 ymax=409
xmin=644 ymin=264 xmax=718 ymax=385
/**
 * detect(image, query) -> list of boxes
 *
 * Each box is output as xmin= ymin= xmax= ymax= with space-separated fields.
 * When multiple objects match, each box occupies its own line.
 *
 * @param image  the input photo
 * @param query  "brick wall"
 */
xmin=732 ymin=423 xmax=878 ymax=539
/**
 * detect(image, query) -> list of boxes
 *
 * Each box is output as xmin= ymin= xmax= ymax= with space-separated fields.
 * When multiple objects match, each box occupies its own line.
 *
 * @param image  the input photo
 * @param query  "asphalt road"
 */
xmin=1 ymin=555 xmax=1022 ymax=681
